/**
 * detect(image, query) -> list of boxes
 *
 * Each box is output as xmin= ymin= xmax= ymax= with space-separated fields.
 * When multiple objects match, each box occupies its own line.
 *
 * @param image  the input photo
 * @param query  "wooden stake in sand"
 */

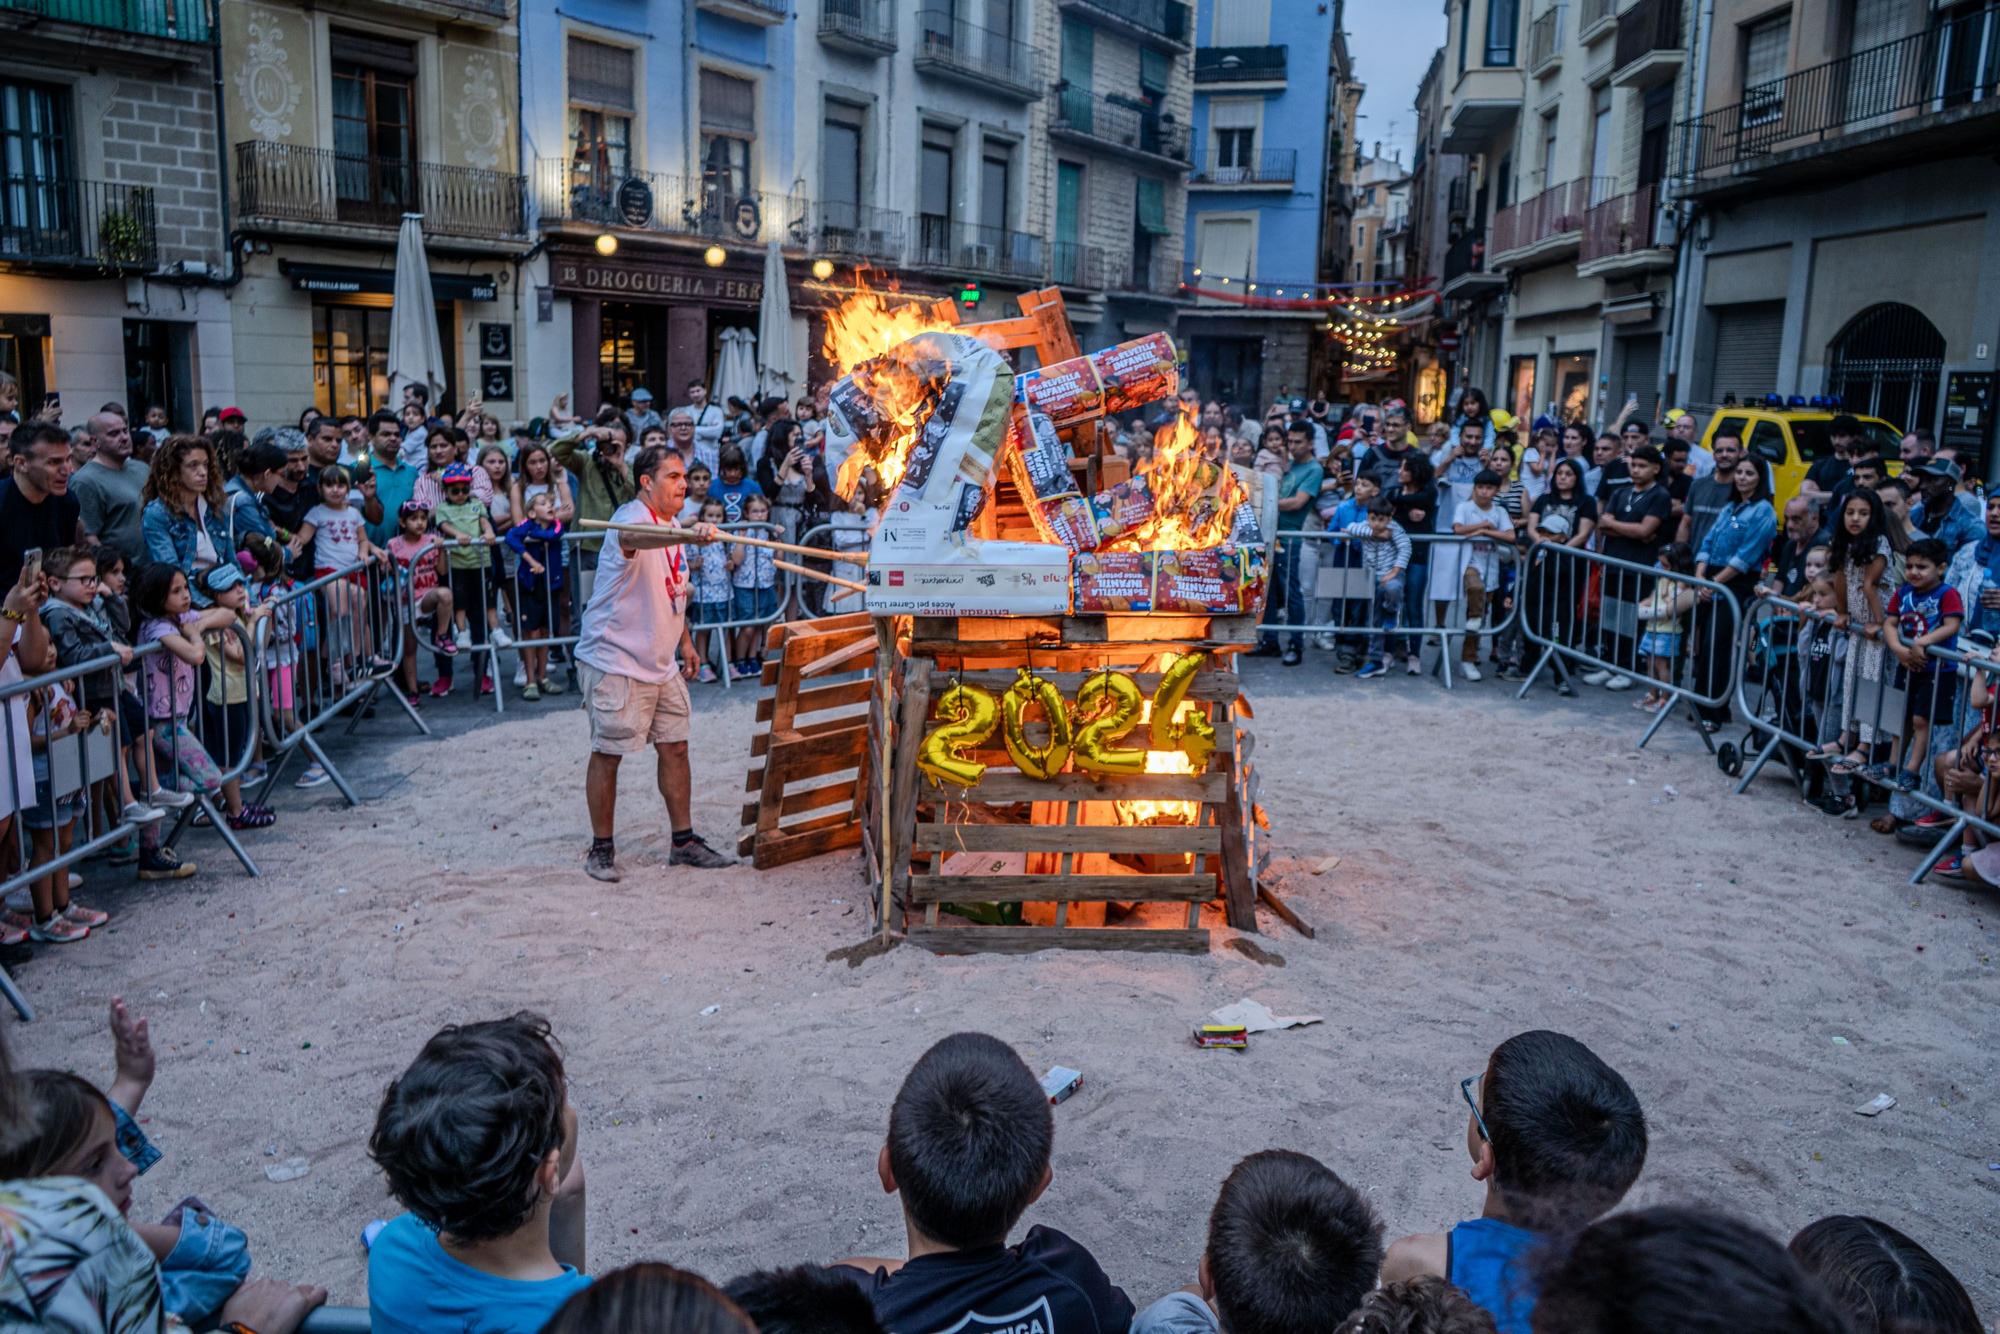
xmin=579 ymin=518 xmax=867 ymax=564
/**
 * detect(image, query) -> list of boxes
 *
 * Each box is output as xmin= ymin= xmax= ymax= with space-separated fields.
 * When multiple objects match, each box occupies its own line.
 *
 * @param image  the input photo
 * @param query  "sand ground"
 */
xmin=10 ymin=659 xmax=1997 ymax=1317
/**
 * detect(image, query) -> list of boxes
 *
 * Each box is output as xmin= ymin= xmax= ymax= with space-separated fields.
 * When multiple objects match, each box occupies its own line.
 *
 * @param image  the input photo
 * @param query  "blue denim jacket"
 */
xmin=1697 ymin=499 xmax=1777 ymax=574
xmin=1909 ymin=495 xmax=1983 ymax=555
xmin=224 ymin=478 xmax=277 ymax=542
xmin=141 ymin=497 xmax=236 ymax=575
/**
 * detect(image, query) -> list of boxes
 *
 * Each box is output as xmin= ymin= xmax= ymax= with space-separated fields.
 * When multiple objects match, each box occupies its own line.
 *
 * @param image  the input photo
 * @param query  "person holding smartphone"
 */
xmin=2 ymin=422 xmax=82 ymax=589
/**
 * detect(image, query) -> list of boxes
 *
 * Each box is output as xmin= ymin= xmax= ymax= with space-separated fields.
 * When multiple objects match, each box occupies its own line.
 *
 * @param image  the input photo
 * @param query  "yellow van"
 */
xmin=1698 ymin=404 xmax=1902 ymax=514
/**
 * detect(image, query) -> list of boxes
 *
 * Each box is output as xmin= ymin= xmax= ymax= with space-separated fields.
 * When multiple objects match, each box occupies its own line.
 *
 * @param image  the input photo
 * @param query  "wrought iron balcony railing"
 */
xmin=1188 ymin=148 xmax=1296 ymax=186
xmin=909 ymin=217 xmax=1045 ymax=282
xmin=913 ymin=10 xmax=1042 ymax=99
xmin=238 ymin=142 xmax=526 ymax=239
xmin=0 ymin=0 xmax=208 ymax=42
xmin=0 ymin=176 xmax=157 ymax=270
xmin=1050 ymin=86 xmax=1190 ymax=163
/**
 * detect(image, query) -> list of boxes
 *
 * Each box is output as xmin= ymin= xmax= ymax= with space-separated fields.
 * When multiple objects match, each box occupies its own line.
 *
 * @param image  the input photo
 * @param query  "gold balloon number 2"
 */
xmin=915 ymin=654 xmax=1218 ymax=790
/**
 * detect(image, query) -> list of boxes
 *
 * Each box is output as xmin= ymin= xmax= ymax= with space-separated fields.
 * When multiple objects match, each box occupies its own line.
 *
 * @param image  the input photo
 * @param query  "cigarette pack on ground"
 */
xmin=1193 ymin=1024 xmax=1249 ymax=1050
xmin=1089 ymin=475 xmax=1155 ymax=543
xmin=1040 ymin=1066 xmax=1083 ymax=1104
xmin=1154 ymin=549 xmax=1254 ymax=614
xmin=1072 ymin=550 xmax=1156 ymax=613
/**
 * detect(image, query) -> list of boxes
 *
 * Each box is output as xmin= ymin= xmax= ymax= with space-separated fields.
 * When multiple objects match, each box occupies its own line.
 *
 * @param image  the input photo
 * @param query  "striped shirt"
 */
xmin=1340 ymin=519 xmax=1412 ymax=579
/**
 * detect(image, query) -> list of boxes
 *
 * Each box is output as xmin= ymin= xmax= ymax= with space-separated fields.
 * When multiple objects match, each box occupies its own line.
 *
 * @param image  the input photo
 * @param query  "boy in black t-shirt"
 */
xmin=1586 ymin=445 xmax=1674 ymax=689
xmin=830 ymin=1033 xmax=1134 ymax=1334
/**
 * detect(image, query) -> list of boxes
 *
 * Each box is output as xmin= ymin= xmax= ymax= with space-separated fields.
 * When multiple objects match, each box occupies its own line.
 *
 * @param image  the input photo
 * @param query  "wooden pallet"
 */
xmin=738 ymin=612 xmax=878 ymax=869
xmin=883 ymin=648 xmax=1256 ymax=954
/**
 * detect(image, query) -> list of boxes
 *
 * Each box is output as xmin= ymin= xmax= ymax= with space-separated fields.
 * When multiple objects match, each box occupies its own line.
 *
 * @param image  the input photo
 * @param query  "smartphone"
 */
xmin=41 ymin=393 xmax=58 ymax=415
xmin=21 ymin=548 xmax=43 ymax=583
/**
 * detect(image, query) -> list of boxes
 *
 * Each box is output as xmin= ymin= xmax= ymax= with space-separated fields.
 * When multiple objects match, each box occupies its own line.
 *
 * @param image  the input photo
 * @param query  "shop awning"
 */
xmin=280 ymin=261 xmax=497 ymax=302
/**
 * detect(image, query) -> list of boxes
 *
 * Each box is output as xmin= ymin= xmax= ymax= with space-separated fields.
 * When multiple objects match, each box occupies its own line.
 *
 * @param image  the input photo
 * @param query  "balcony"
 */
xmin=1055 ymin=0 xmax=1190 ymax=53
xmin=1578 ymin=0 xmax=1614 ymax=40
xmin=1675 ymin=6 xmax=2000 ymax=200
xmin=1440 ymin=229 xmax=1504 ymax=298
xmin=0 ymin=176 xmax=157 ymax=272
xmin=1487 ymin=176 xmax=1611 ymax=267
xmin=1195 ymin=44 xmax=1286 ymax=84
xmin=1610 ymin=0 xmax=1684 ymax=88
xmin=1115 ymin=249 xmax=1183 ymax=299
xmin=1440 ymin=67 xmax=1524 ymax=152
xmin=239 ymin=142 xmax=526 ymax=241
xmin=913 ymin=10 xmax=1042 ymax=101
xmin=1529 ymin=6 xmax=1564 ymax=77
xmin=818 ymin=0 xmax=894 ymax=54
xmin=695 ymin=0 xmax=787 ymax=25
xmin=909 ymin=218 xmax=1045 ymax=283
xmin=1051 ymin=241 xmax=1107 ymax=292
xmin=815 ymin=200 xmax=905 ymax=263
xmin=1049 ymin=87 xmax=1190 ymax=167
xmin=1577 ymin=184 xmax=1673 ymax=277
xmin=534 ymin=160 xmax=813 ymax=248
xmin=1188 ymin=148 xmax=1297 ymax=188
xmin=0 ymin=0 xmax=210 ymax=61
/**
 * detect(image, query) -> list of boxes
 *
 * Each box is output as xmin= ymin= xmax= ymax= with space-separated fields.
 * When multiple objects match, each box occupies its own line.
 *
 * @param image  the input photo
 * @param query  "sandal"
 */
xmin=1829 ymin=752 xmax=1868 ymax=775
xmin=227 ymin=806 xmax=277 ymax=831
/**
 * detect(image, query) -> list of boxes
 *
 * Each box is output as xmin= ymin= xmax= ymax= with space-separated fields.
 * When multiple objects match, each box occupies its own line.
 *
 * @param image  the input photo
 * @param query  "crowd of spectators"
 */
xmin=0 ymin=1012 xmax=1982 ymax=1333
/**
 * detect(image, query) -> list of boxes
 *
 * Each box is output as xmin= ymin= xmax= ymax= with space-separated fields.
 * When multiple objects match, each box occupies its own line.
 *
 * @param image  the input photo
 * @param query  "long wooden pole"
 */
xmin=578 ymin=517 xmax=868 ymax=564
xmin=774 ymin=558 xmax=867 ymax=594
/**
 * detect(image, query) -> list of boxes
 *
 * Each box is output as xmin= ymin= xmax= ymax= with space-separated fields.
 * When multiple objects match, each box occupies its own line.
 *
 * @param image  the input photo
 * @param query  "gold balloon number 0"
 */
xmin=916 ymin=655 xmax=1216 ymax=790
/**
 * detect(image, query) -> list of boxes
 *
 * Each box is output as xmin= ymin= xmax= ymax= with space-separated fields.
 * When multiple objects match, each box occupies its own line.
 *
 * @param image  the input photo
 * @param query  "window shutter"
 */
xmin=568 ymin=38 xmax=635 ymax=113
xmin=1140 ymin=48 xmax=1170 ymax=92
xmin=700 ymin=69 xmax=757 ymax=134
xmin=1136 ymin=178 xmax=1168 ymax=234
xmin=1209 ymin=98 xmax=1260 ymax=130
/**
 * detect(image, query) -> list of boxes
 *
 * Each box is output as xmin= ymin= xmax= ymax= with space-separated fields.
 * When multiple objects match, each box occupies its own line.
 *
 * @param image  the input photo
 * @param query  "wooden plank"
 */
xmin=751 ymin=821 xmax=863 ymax=869
xmin=742 ymin=728 xmax=869 ymax=792
xmin=798 ymin=634 xmax=879 ymax=680
xmin=1217 ymin=734 xmax=1257 ymax=931
xmin=767 ymin=807 xmax=856 ymax=838
xmin=906 ymin=925 xmax=1210 ymax=956
xmin=914 ymin=824 xmax=1220 ymax=854
xmin=888 ymin=659 xmax=933 ymax=926
xmin=755 ymin=677 xmax=875 ymax=723
xmin=948 ymin=670 xmax=1238 ymax=702
xmin=740 ymin=776 xmax=861 ymax=827
xmin=946 ymin=771 xmax=1228 ymax=803
xmin=910 ymin=874 xmax=1215 ymax=904
xmin=751 ymin=713 xmax=867 ymax=758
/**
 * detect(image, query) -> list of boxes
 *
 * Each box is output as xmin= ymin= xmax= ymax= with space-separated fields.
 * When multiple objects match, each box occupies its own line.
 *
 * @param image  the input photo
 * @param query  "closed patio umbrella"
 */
xmin=756 ymin=240 xmax=799 ymax=402
xmin=387 ymin=213 xmax=447 ymax=411
xmin=715 ymin=326 xmax=758 ymax=411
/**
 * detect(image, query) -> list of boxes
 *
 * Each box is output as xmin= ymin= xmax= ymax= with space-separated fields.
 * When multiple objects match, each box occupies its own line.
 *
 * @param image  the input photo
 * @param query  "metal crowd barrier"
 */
xmin=252 ymin=556 xmax=427 ymax=807
xmin=1514 ymin=540 xmax=1746 ymax=748
xmin=1728 ymin=591 xmax=2000 ymax=885
xmin=1265 ymin=530 xmax=1525 ymax=690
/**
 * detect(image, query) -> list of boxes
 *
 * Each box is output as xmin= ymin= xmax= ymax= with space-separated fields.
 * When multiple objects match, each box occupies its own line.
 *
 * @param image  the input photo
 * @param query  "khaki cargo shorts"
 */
xmin=580 ymin=662 xmax=690 ymax=754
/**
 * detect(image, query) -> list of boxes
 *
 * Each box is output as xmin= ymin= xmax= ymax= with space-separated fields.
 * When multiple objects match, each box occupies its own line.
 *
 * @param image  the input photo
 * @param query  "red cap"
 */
xmin=217 ymin=406 xmax=246 ymax=422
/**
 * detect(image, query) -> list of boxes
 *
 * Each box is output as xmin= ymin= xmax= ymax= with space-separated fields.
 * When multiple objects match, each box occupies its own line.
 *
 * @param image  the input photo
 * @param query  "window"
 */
xmin=1209 ymin=99 xmax=1259 ymax=176
xmin=1540 ymin=110 xmax=1558 ymax=188
xmin=1196 ymin=216 xmax=1252 ymax=283
xmin=1133 ymin=177 xmax=1165 ymax=277
xmin=988 ymin=0 xmax=1015 ymax=39
xmin=0 ymin=79 xmax=71 ymax=252
xmin=918 ymin=124 xmax=955 ymax=261
xmin=980 ymin=146 xmax=1012 ymax=235
xmin=699 ymin=69 xmax=756 ymax=199
xmin=1552 ymin=352 xmax=1593 ymax=422
xmin=1587 ymin=85 xmax=1612 ymax=200
xmin=1741 ymin=12 xmax=1790 ymax=126
xmin=568 ymin=38 xmax=635 ymax=213
xmin=313 ymin=303 xmax=392 ymax=418
xmin=1486 ymin=0 xmax=1519 ymax=65
xmin=822 ymin=101 xmax=865 ymax=234
xmin=1509 ymin=354 xmax=1537 ymax=424
xmin=1457 ymin=0 xmax=1471 ymax=73
xmin=330 ymin=31 xmax=417 ymax=222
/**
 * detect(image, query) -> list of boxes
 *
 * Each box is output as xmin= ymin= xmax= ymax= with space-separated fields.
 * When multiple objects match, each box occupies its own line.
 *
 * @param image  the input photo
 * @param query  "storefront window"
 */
xmin=313 ymin=300 xmax=455 ymax=417
xmin=1553 ymin=351 xmax=1594 ymax=425
xmin=1509 ymin=353 xmax=1537 ymax=426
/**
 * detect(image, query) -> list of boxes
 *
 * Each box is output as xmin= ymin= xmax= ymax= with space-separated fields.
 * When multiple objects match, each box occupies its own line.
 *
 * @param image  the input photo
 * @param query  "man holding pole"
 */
xmin=576 ymin=444 xmax=735 ymax=881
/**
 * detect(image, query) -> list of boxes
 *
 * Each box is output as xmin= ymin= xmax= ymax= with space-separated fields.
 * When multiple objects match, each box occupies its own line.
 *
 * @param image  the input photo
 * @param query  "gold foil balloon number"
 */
xmin=1072 ymin=670 xmax=1148 ymax=777
xmin=1148 ymin=652 xmax=1218 ymax=773
xmin=1001 ymin=668 xmax=1073 ymax=780
xmin=917 ymin=683 xmax=999 ymax=789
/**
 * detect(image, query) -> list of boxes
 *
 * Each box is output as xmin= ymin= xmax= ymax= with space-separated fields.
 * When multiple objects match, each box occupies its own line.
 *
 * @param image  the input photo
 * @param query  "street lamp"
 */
xmin=703 ymin=244 xmax=727 ymax=268
xmin=811 ymin=257 xmax=834 ymax=281
xmin=594 ymin=233 xmax=618 ymax=257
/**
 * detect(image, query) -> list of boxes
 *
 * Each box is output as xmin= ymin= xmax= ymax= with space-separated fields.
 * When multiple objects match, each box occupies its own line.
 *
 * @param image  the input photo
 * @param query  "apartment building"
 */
xmin=0 ymin=0 xmax=233 ymax=424
xmin=1670 ymin=0 xmax=1999 ymax=463
xmin=1403 ymin=49 xmax=1467 ymax=422
xmin=1181 ymin=0 xmax=1353 ymax=408
xmin=1349 ymin=149 xmax=1409 ymax=285
xmin=219 ymin=0 xmax=524 ymax=426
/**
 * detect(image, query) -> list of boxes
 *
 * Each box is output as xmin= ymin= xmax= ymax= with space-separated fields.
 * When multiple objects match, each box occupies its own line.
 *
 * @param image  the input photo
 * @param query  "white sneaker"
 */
xmin=492 ymin=627 xmax=515 ymax=650
xmin=1314 ymin=633 xmax=1339 ymax=651
xmin=1604 ymin=674 xmax=1635 ymax=691
xmin=147 ymin=787 xmax=195 ymax=809
xmin=513 ymin=665 xmax=528 ymax=687
xmin=1461 ymin=662 xmax=1483 ymax=682
xmin=66 ymin=872 xmax=82 ymax=891
xmin=1581 ymin=669 xmax=1610 ymax=686
xmin=121 ymin=801 xmax=166 ymax=824
xmin=1465 ymin=617 xmax=1484 ymax=631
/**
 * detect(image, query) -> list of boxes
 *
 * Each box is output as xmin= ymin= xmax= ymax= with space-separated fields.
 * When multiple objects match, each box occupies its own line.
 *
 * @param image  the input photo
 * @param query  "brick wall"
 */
xmin=100 ymin=75 xmax=225 ymax=267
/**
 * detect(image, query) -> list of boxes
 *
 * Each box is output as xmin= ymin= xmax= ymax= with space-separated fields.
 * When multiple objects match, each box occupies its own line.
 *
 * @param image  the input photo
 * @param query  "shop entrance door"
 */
xmin=601 ymin=302 xmax=669 ymax=408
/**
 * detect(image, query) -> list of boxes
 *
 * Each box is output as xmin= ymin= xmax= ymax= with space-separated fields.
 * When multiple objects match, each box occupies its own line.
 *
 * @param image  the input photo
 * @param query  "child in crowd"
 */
xmin=727 ymin=493 xmax=779 ymax=678
xmin=828 ymin=1032 xmax=1132 ymax=1333
xmin=1531 ymin=1208 xmax=1849 ymax=1334
xmin=290 ymin=464 xmax=385 ymax=679
xmin=478 ymin=443 xmax=518 ymax=652
xmin=687 ymin=497 xmax=733 ymax=684
xmin=1796 ymin=574 xmax=1858 ymax=817
xmin=1318 ymin=472 xmax=1376 ymax=652
xmin=193 ymin=564 xmax=275 ymax=828
xmin=1334 ymin=1277 xmax=1499 ymax=1334
xmin=709 ymin=445 xmax=763 ymax=523
xmin=1928 ymin=633 xmax=2000 ymax=874
xmin=725 ymin=1266 xmax=883 ymax=1334
xmin=1448 ymin=468 xmax=1514 ymax=680
xmin=38 ymin=546 xmax=165 ymax=827
xmin=434 ymin=464 xmax=496 ymax=697
xmin=1341 ymin=499 xmax=1411 ymax=680
xmin=505 ymin=490 xmax=567 ymax=700
xmin=1827 ymin=490 xmax=1894 ymax=780
xmin=15 ymin=635 xmax=101 ymax=943
xmin=679 ymin=462 xmax=714 ymax=526
xmin=135 ymin=564 xmax=261 ymax=833
xmin=1132 ymin=1149 xmax=1383 ymax=1334
xmin=547 ymin=1265 xmax=754 ymax=1334
xmin=368 ymin=1012 xmax=589 ymax=1334
xmin=247 ymin=534 xmax=302 ymax=735
xmin=387 ymin=502 xmax=458 ymax=702
xmin=1872 ymin=536 xmax=1962 ymax=792
xmin=1383 ymin=1030 xmax=1647 ymax=1334
xmin=1787 ymin=1215 xmax=1982 ymax=1334
xmin=1634 ymin=543 xmax=1696 ymax=714
xmin=827 ymin=488 xmax=874 ymax=617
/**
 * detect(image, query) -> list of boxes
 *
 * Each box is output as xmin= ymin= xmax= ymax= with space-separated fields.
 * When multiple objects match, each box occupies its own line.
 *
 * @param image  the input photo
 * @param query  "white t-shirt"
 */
xmin=0 ymin=628 xmax=33 ymax=818
xmin=682 ymin=402 xmax=726 ymax=475
xmin=1453 ymin=497 xmax=1514 ymax=584
xmin=576 ymin=498 xmax=690 ymax=684
xmin=192 ymin=499 xmax=219 ymax=566
xmin=305 ymin=502 xmax=368 ymax=569
xmin=1521 ymin=447 xmax=1552 ymax=503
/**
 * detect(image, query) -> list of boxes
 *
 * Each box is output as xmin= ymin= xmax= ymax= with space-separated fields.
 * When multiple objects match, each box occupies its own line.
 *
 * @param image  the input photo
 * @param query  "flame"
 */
xmin=822 ymin=280 xmax=960 ymax=500
xmin=1118 ymin=655 xmax=1199 ymax=825
xmin=1101 ymin=413 xmax=1248 ymax=552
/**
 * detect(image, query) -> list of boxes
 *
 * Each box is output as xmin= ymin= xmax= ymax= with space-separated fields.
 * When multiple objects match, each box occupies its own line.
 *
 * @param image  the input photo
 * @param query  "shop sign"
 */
xmin=550 ymin=253 xmax=763 ymax=305
xmin=616 ymin=178 xmax=655 ymax=228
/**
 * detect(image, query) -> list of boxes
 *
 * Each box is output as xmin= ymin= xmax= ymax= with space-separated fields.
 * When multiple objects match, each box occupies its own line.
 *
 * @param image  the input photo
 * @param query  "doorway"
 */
xmin=1189 ymin=334 xmax=1263 ymax=410
xmin=600 ymin=301 xmax=669 ymax=407
xmin=124 ymin=319 xmax=192 ymax=430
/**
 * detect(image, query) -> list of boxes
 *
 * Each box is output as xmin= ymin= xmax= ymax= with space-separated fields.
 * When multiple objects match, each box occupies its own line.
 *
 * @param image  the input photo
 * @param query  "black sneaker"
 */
xmin=584 ymin=845 xmax=621 ymax=882
xmin=669 ymin=835 xmax=736 ymax=869
xmin=1332 ymin=655 xmax=1360 ymax=675
xmin=1249 ymin=642 xmax=1282 ymax=658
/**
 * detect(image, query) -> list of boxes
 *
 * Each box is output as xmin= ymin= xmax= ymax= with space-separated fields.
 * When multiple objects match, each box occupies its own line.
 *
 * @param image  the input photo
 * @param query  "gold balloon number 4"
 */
xmin=915 ymin=654 xmax=1218 ymax=790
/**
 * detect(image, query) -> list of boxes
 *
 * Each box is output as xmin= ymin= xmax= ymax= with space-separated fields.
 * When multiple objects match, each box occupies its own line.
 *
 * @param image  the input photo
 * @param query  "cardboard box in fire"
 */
xmin=847 ymin=332 xmax=1072 ymax=614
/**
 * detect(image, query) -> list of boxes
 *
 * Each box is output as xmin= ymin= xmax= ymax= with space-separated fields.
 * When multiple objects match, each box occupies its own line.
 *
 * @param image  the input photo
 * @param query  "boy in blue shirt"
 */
xmin=368 ymin=1012 xmax=589 ymax=1334
xmin=1871 ymin=536 xmax=1964 ymax=793
xmin=1381 ymin=1031 xmax=1647 ymax=1334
